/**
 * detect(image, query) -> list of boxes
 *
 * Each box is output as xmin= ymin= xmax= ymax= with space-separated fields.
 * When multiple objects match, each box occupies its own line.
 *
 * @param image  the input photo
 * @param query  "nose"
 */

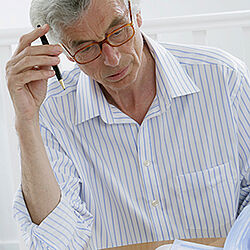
xmin=102 ymin=43 xmax=121 ymax=67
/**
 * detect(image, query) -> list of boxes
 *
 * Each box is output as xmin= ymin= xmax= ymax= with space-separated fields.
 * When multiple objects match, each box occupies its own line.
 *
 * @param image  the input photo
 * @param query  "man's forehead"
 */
xmin=66 ymin=0 xmax=128 ymax=49
xmin=88 ymin=0 xmax=127 ymax=18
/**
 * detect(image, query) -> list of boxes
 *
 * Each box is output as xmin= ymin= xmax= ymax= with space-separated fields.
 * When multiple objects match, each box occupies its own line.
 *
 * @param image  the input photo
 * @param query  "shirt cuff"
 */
xmin=13 ymin=186 xmax=93 ymax=249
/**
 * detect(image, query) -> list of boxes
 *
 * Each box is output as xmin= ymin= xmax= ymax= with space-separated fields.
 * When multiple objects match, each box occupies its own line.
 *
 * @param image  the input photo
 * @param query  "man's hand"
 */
xmin=5 ymin=24 xmax=62 ymax=224
xmin=5 ymin=24 xmax=63 ymax=122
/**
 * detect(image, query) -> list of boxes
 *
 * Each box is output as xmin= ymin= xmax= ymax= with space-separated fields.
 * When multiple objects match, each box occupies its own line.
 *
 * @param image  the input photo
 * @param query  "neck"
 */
xmin=101 ymin=41 xmax=156 ymax=125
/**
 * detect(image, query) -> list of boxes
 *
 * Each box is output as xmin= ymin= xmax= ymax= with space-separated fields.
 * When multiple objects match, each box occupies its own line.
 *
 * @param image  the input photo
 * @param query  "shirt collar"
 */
xmin=142 ymin=33 xmax=200 ymax=111
xmin=75 ymin=32 xmax=200 ymax=125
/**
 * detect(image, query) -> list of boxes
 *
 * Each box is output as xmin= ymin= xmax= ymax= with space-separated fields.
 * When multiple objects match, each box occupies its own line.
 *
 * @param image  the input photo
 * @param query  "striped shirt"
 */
xmin=13 ymin=33 xmax=249 ymax=249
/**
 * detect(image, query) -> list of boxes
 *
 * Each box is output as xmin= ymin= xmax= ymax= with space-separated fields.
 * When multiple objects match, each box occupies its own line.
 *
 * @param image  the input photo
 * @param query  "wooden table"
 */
xmin=106 ymin=238 xmax=226 ymax=249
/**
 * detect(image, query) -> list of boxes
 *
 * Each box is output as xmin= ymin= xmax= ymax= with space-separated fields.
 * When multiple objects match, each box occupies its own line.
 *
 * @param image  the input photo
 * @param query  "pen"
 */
xmin=37 ymin=25 xmax=65 ymax=90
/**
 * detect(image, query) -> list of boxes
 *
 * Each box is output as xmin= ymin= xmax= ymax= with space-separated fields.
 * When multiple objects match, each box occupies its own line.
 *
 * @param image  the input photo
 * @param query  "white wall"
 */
xmin=1 ymin=1 xmax=250 ymax=250
xmin=142 ymin=0 xmax=250 ymax=19
xmin=1 ymin=0 xmax=250 ymax=29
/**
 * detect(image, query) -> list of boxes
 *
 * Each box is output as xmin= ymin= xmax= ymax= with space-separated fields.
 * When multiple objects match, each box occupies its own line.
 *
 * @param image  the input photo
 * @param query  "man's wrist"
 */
xmin=15 ymin=117 xmax=40 ymax=140
xmin=15 ymin=115 xmax=40 ymax=136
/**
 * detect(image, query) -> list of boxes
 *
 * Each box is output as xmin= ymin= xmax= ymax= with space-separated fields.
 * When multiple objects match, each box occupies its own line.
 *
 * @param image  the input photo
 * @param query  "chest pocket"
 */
xmin=176 ymin=162 xmax=238 ymax=232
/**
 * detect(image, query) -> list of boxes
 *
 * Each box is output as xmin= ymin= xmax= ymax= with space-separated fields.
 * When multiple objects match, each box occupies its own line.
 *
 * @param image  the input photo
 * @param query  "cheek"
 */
xmin=79 ymin=63 xmax=102 ymax=78
xmin=131 ymin=33 xmax=144 ymax=63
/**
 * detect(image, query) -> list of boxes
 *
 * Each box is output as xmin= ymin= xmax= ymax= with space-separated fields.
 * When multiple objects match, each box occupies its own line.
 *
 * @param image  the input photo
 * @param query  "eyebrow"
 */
xmin=70 ymin=15 xmax=127 ymax=49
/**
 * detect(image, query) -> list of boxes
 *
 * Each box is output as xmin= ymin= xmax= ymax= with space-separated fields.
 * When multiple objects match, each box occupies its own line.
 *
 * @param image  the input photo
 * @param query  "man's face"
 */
xmin=62 ymin=0 xmax=144 ymax=92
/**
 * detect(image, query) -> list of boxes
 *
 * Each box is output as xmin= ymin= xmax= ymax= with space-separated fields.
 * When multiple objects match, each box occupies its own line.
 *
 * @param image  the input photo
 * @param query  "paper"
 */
xmin=171 ymin=239 xmax=223 ymax=250
xmin=155 ymin=240 xmax=223 ymax=250
xmin=155 ymin=244 xmax=172 ymax=250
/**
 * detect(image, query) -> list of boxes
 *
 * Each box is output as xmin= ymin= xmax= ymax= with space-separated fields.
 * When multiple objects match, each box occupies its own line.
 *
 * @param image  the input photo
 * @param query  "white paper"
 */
xmin=171 ymin=239 xmax=223 ymax=250
xmin=155 ymin=244 xmax=173 ymax=250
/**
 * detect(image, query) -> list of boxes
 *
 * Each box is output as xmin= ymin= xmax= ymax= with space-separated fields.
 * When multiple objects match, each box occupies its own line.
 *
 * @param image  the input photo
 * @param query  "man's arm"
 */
xmin=16 ymin=118 xmax=61 ymax=225
xmin=6 ymin=25 xmax=93 ymax=248
xmin=5 ymin=24 xmax=62 ymax=225
xmin=236 ymin=69 xmax=250 ymax=214
xmin=227 ymin=59 xmax=250 ymax=214
xmin=13 ymin=122 xmax=94 ymax=249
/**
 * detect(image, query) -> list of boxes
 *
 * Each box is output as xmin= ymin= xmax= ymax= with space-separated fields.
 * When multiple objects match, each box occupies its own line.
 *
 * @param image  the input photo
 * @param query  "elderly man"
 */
xmin=6 ymin=0 xmax=249 ymax=249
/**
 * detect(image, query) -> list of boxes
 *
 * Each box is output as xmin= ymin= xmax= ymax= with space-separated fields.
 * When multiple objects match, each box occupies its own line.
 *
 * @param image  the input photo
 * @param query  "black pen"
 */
xmin=37 ymin=25 xmax=65 ymax=90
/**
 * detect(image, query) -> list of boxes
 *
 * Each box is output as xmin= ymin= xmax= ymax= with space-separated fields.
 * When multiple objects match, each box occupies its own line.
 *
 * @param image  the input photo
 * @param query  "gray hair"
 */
xmin=30 ymin=0 xmax=141 ymax=43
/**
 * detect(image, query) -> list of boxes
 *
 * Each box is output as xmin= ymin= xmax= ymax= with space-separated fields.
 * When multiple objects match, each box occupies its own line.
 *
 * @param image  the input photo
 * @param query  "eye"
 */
xmin=79 ymin=44 xmax=98 ymax=54
xmin=112 ymin=29 xmax=124 ymax=36
xmin=82 ymin=46 xmax=92 ymax=52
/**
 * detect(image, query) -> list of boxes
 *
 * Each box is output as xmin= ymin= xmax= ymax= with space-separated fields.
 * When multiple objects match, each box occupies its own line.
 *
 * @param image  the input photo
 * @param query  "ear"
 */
xmin=136 ymin=11 xmax=142 ymax=28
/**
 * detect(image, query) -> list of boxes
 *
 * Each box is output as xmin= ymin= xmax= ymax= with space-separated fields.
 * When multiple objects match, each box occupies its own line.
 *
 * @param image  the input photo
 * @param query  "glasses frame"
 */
xmin=61 ymin=0 xmax=134 ymax=64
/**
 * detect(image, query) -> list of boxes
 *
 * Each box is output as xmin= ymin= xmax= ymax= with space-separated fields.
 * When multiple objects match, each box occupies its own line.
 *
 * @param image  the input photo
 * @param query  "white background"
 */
xmin=1 ymin=0 xmax=250 ymax=29
xmin=1 ymin=1 xmax=250 ymax=249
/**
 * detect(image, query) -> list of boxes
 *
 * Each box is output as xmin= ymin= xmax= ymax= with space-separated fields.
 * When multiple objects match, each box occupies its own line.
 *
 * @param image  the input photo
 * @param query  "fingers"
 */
xmin=38 ymin=65 xmax=52 ymax=71
xmin=6 ymin=48 xmax=61 ymax=90
xmin=9 ymin=69 xmax=55 ymax=87
xmin=7 ymin=43 xmax=63 ymax=80
xmin=5 ymin=24 xmax=64 ymax=98
xmin=5 ymin=25 xmax=63 ymax=120
xmin=5 ymin=24 xmax=64 ymax=88
xmin=13 ymin=24 xmax=50 ymax=57
xmin=13 ymin=55 xmax=60 ymax=74
xmin=10 ymin=44 xmax=63 ymax=66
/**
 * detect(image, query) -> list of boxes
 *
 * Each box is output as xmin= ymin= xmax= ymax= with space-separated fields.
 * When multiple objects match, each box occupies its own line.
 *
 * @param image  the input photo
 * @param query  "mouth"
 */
xmin=106 ymin=66 xmax=130 ymax=82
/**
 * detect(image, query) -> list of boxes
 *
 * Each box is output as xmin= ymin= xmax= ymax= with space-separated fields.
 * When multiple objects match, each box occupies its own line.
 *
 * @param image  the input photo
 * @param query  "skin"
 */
xmin=5 ymin=0 xmax=156 ymax=225
xmin=63 ymin=0 xmax=156 ymax=124
xmin=5 ymin=24 xmax=62 ymax=224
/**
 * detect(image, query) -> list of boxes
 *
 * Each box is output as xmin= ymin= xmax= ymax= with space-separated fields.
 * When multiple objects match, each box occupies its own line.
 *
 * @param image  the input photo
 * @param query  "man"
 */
xmin=6 ymin=0 xmax=249 ymax=249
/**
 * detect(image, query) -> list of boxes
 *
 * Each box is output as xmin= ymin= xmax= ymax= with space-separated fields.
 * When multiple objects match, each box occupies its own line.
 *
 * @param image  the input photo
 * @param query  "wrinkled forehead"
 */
xmin=86 ymin=0 xmax=128 ymax=29
xmin=61 ymin=0 xmax=129 ymax=49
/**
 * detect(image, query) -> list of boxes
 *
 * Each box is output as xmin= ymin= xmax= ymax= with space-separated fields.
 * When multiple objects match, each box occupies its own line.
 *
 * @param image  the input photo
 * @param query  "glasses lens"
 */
xmin=74 ymin=24 xmax=134 ymax=64
xmin=75 ymin=44 xmax=101 ymax=64
xmin=108 ymin=25 xmax=134 ymax=46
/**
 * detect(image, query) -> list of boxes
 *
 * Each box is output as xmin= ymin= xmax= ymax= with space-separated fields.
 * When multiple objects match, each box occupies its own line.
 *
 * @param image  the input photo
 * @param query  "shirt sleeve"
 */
xmin=238 ymin=70 xmax=250 ymax=214
xmin=224 ymin=204 xmax=250 ymax=249
xmin=13 ymin=121 xmax=94 ymax=249
xmin=230 ymin=63 xmax=250 ymax=215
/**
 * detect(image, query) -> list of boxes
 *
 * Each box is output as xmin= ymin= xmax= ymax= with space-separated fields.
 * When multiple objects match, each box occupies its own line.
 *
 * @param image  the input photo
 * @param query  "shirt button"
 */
xmin=143 ymin=160 xmax=151 ymax=167
xmin=152 ymin=199 xmax=160 ymax=207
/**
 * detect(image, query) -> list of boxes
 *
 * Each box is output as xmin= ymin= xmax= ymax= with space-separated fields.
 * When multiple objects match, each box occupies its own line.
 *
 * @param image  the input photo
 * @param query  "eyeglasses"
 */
xmin=61 ymin=0 xmax=135 ymax=64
